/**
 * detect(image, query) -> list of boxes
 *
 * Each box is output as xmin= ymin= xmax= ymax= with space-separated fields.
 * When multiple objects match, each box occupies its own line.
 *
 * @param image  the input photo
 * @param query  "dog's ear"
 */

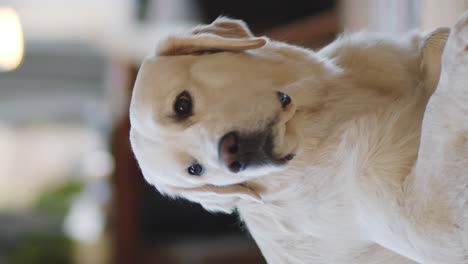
xmin=172 ymin=184 xmax=262 ymax=213
xmin=421 ymin=27 xmax=450 ymax=94
xmin=192 ymin=16 xmax=254 ymax=38
xmin=157 ymin=17 xmax=267 ymax=56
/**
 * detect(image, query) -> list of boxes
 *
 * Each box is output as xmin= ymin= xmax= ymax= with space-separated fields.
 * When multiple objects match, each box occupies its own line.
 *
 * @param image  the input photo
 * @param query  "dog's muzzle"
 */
xmin=218 ymin=91 xmax=296 ymax=173
xmin=218 ymin=130 xmax=294 ymax=173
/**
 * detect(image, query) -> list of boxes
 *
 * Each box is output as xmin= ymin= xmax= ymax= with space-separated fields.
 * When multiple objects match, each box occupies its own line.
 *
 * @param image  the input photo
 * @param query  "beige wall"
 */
xmin=339 ymin=0 xmax=370 ymax=31
xmin=340 ymin=0 xmax=419 ymax=33
xmin=340 ymin=0 xmax=468 ymax=32
xmin=421 ymin=0 xmax=468 ymax=29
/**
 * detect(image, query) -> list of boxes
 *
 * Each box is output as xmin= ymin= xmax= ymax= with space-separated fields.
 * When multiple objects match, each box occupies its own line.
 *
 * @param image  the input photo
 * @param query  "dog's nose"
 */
xmin=218 ymin=131 xmax=247 ymax=173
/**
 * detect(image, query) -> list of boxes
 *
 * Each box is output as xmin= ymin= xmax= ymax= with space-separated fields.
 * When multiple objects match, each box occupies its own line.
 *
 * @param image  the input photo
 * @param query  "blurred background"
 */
xmin=0 ymin=0 xmax=466 ymax=264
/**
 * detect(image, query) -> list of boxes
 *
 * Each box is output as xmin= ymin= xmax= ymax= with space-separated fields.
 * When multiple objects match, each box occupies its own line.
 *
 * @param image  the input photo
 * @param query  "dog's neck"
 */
xmin=245 ymin=45 xmax=426 ymax=198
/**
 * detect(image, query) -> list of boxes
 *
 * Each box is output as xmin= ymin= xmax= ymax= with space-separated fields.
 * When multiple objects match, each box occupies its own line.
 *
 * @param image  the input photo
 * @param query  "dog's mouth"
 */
xmin=257 ymin=94 xmax=300 ymax=167
xmin=262 ymin=129 xmax=298 ymax=165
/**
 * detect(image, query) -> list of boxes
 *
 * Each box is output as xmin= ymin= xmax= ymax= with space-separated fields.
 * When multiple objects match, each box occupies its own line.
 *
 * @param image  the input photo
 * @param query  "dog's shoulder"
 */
xmin=319 ymin=32 xmax=422 ymax=84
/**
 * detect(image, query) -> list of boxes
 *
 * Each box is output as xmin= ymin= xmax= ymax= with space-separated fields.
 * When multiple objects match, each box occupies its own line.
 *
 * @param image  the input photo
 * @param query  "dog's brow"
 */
xmin=174 ymin=151 xmax=197 ymax=171
xmin=165 ymin=113 xmax=197 ymax=128
xmin=168 ymin=113 xmax=191 ymax=122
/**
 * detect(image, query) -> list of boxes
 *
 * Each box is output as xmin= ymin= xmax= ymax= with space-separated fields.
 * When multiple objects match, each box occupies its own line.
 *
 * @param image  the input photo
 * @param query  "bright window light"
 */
xmin=0 ymin=8 xmax=24 ymax=72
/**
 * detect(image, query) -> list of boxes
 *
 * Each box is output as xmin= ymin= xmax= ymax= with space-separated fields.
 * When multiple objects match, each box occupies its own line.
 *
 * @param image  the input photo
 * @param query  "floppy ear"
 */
xmin=157 ymin=17 xmax=267 ymax=56
xmin=172 ymin=184 xmax=262 ymax=213
xmin=192 ymin=16 xmax=254 ymax=38
xmin=421 ymin=27 xmax=450 ymax=94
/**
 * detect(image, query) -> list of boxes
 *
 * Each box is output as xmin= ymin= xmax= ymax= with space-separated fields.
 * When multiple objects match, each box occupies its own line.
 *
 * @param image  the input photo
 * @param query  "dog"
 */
xmin=129 ymin=12 xmax=468 ymax=264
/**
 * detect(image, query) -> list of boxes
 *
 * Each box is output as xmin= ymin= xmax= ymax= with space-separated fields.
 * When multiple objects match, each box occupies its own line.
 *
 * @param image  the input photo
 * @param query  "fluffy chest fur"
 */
xmin=238 ymin=98 xmax=426 ymax=263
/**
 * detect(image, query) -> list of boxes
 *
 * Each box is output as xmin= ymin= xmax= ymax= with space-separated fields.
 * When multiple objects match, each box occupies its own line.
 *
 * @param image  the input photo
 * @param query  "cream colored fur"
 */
xmin=129 ymin=14 xmax=468 ymax=264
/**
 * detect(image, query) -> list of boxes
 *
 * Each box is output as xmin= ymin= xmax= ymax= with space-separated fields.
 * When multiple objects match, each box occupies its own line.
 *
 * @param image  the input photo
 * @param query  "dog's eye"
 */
xmin=174 ymin=91 xmax=192 ymax=118
xmin=277 ymin=91 xmax=291 ymax=108
xmin=187 ymin=163 xmax=203 ymax=176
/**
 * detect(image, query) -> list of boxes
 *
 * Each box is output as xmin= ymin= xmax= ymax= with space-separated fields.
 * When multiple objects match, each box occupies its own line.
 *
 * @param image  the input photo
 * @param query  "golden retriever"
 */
xmin=129 ymin=12 xmax=467 ymax=264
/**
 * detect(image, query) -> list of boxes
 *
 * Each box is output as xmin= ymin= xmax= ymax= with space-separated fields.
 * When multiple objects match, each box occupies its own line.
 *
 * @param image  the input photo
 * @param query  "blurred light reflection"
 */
xmin=0 ymin=7 xmax=24 ymax=71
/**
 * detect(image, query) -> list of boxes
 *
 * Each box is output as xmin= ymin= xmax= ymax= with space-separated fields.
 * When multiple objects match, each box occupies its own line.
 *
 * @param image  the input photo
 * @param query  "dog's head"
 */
xmin=129 ymin=17 xmax=307 ymax=212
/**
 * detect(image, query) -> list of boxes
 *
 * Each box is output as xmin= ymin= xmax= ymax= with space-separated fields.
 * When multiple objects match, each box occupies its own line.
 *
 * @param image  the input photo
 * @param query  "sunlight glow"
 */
xmin=0 ymin=8 xmax=24 ymax=71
